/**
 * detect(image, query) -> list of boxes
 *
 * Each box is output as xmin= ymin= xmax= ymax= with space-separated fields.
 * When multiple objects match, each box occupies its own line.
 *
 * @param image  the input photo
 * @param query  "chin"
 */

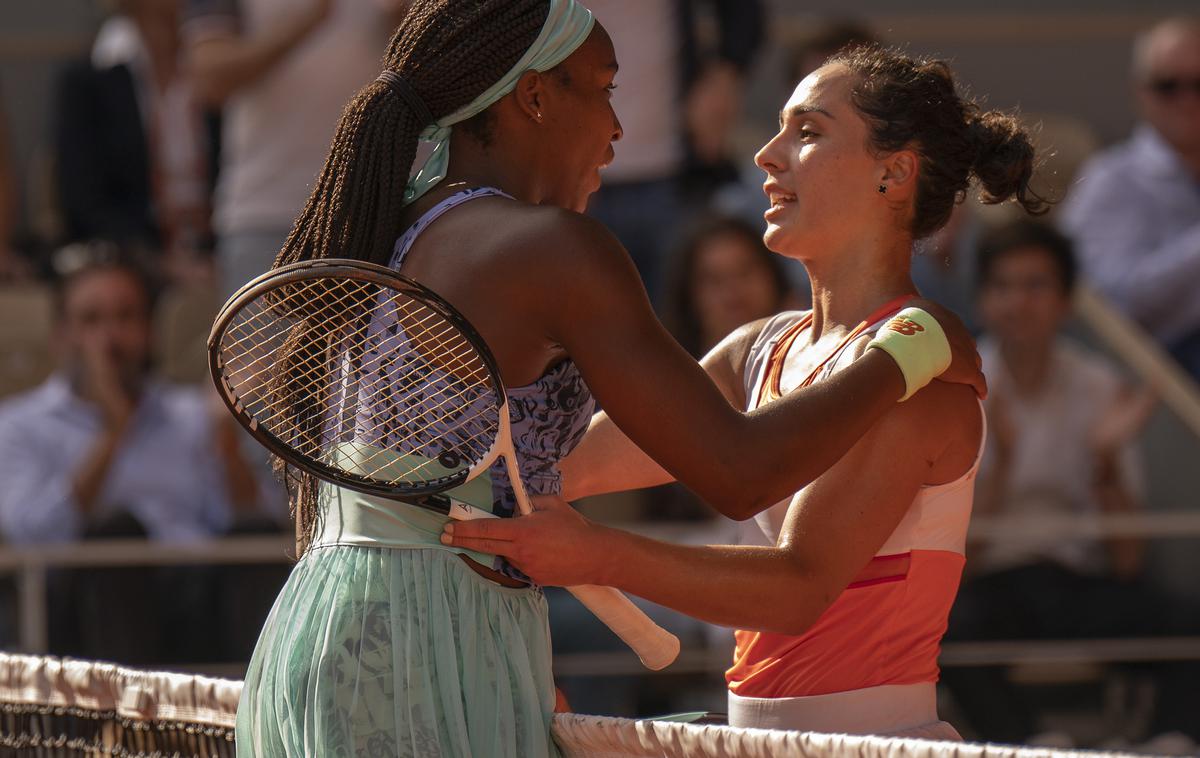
xmin=762 ymin=224 xmax=791 ymax=254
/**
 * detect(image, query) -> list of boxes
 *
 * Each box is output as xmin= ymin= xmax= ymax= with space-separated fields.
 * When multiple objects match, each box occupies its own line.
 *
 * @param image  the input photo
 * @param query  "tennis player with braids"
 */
xmin=446 ymin=47 xmax=1048 ymax=738
xmin=236 ymin=2 xmax=987 ymax=755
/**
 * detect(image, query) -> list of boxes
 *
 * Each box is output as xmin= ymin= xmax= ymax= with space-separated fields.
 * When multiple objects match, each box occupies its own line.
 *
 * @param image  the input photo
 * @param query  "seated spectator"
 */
xmin=585 ymin=0 xmax=765 ymax=305
xmin=665 ymin=215 xmax=795 ymax=359
xmin=941 ymin=221 xmax=1198 ymax=749
xmin=54 ymin=0 xmax=217 ymax=284
xmin=0 ymin=244 xmax=282 ymax=663
xmin=1061 ymin=18 xmax=1200 ymax=379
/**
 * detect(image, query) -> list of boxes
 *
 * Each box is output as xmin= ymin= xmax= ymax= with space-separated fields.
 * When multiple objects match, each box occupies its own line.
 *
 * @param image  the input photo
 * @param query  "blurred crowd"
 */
xmin=0 ymin=0 xmax=1198 ymax=749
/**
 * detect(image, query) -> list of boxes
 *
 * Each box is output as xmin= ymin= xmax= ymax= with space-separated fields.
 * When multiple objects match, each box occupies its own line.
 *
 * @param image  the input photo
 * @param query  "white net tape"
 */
xmin=0 ymin=653 xmax=1160 ymax=758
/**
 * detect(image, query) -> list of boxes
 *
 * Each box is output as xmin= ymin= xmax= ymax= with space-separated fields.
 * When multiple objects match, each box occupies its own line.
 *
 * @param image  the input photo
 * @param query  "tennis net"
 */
xmin=0 ymin=652 xmax=1159 ymax=758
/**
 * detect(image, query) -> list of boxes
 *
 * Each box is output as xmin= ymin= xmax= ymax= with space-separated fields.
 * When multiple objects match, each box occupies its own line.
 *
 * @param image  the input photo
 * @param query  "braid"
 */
xmin=275 ymin=0 xmax=552 ymax=554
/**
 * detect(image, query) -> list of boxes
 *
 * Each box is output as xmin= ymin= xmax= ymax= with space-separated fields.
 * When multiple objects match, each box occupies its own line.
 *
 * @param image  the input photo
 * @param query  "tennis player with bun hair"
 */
xmin=236 ymin=1 xmax=987 ymax=753
xmin=446 ymin=46 xmax=1047 ymax=739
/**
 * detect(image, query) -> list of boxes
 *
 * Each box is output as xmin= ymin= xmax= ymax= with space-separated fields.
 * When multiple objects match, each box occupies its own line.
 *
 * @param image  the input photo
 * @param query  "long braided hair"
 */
xmin=276 ymin=0 xmax=552 ymax=553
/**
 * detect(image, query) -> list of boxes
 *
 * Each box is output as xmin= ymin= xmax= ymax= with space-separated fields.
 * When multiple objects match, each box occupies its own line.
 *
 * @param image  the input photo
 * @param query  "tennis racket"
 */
xmin=208 ymin=259 xmax=680 ymax=671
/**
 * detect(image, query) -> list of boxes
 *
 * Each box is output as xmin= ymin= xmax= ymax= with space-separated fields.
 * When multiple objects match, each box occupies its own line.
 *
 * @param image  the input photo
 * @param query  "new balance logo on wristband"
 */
xmin=885 ymin=317 xmax=926 ymax=336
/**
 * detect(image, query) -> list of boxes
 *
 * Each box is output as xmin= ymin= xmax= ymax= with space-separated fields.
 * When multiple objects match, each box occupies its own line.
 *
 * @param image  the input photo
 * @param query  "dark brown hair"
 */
xmin=276 ymin=0 xmax=552 ymax=552
xmin=828 ymin=46 xmax=1048 ymax=240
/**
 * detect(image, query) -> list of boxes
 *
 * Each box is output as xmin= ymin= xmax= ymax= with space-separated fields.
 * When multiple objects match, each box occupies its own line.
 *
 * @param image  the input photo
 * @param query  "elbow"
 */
xmin=712 ymin=479 xmax=780 ymax=522
xmin=695 ymin=456 xmax=776 ymax=521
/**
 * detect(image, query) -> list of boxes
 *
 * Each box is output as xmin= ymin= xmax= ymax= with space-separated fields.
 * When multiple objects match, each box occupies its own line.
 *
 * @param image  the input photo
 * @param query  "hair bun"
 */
xmin=967 ymin=110 xmax=1047 ymax=214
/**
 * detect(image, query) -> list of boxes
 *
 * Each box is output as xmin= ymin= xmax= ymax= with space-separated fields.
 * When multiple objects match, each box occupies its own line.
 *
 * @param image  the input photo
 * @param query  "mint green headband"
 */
xmin=403 ymin=0 xmax=596 ymax=205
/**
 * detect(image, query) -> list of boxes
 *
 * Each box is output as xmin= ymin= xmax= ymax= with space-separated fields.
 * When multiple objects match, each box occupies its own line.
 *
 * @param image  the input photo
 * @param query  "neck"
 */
xmin=802 ymin=236 xmax=918 ymax=342
xmin=440 ymin=135 xmax=546 ymax=205
xmin=999 ymin=339 xmax=1055 ymax=396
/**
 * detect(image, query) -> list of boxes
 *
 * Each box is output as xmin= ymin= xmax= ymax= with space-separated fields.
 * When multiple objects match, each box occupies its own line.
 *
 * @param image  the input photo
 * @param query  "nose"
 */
xmin=611 ymin=107 xmax=624 ymax=143
xmin=755 ymin=129 xmax=786 ymax=173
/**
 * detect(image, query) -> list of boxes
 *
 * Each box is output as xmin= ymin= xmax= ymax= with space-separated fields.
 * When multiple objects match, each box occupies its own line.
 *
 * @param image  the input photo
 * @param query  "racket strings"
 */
xmin=217 ymin=274 xmax=504 ymax=490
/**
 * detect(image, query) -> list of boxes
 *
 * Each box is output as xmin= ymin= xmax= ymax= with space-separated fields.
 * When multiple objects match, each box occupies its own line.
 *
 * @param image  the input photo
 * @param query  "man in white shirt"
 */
xmin=1061 ymin=18 xmax=1200 ymax=379
xmin=0 ymin=248 xmax=278 ymax=662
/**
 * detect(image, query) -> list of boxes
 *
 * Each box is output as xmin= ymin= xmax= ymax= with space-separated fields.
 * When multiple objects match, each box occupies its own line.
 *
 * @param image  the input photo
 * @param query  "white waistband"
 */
xmin=728 ymin=682 xmax=938 ymax=735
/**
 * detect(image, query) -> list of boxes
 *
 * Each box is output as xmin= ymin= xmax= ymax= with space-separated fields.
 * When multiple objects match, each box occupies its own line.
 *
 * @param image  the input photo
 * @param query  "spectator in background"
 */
xmin=942 ymin=222 xmax=1197 ymax=749
xmin=184 ymin=0 xmax=409 ymax=296
xmin=585 ymin=0 xmax=764 ymax=304
xmin=665 ymin=215 xmax=795 ymax=359
xmin=55 ymin=0 xmax=216 ymax=284
xmin=1061 ymin=18 xmax=1200 ymax=379
xmin=0 ymin=245 xmax=279 ymax=663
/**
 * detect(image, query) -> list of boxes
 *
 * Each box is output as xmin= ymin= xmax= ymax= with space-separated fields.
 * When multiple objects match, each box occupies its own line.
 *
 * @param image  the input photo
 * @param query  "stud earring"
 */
xmin=536 ymin=111 xmax=543 ymax=122
xmin=878 ymin=184 xmax=888 ymax=194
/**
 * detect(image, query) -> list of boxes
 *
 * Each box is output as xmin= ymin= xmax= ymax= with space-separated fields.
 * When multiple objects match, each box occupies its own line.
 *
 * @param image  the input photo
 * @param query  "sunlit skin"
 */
xmin=389 ymin=26 xmax=984 ymax=591
xmin=443 ymin=63 xmax=983 ymax=637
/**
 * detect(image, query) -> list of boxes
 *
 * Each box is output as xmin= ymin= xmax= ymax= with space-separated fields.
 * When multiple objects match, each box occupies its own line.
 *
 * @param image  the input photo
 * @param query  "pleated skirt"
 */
xmin=236 ymin=545 xmax=559 ymax=758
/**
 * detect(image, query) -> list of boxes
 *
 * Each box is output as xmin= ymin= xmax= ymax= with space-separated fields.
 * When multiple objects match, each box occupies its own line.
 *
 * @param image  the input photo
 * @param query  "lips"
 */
xmin=764 ymin=182 xmax=797 ymax=208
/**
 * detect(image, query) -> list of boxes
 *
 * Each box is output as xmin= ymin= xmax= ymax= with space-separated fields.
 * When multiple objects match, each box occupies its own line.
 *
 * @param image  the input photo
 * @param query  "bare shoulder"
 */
xmin=701 ymin=317 xmax=779 ymax=409
xmin=484 ymin=202 xmax=648 ymax=317
xmin=843 ymin=335 xmax=981 ymax=482
xmin=489 ymin=202 xmax=626 ymax=269
xmin=893 ymin=379 xmax=982 ymax=483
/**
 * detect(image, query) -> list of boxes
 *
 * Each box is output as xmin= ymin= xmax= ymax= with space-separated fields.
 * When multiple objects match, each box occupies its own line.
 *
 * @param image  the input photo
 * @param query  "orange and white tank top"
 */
xmin=727 ymin=305 xmax=985 ymax=700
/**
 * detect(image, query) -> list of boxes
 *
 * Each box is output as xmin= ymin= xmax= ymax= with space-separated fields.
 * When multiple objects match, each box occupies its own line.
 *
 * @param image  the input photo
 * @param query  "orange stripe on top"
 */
xmin=757 ymin=296 xmax=911 ymax=406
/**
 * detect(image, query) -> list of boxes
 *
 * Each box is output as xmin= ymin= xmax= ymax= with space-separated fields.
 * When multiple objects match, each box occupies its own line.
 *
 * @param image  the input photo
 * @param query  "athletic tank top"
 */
xmin=726 ymin=307 xmax=985 ymax=697
xmin=389 ymin=187 xmax=596 ymax=518
xmin=312 ymin=187 xmax=595 ymax=582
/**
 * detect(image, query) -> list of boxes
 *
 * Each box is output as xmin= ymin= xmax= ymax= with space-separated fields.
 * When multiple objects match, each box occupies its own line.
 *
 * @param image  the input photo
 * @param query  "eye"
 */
xmin=798 ymin=127 xmax=819 ymax=139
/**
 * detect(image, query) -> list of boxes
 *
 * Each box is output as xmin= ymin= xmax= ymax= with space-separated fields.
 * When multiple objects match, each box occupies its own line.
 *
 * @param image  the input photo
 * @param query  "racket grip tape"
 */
xmin=565 ymin=584 xmax=681 ymax=671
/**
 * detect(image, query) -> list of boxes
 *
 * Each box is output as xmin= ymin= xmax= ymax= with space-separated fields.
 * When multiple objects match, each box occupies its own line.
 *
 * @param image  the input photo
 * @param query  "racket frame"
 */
xmin=208 ymin=259 xmax=504 ymax=519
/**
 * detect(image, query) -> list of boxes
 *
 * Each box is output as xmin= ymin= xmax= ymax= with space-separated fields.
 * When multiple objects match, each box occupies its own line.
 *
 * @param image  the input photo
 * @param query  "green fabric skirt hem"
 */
xmin=236 ymin=545 xmax=558 ymax=758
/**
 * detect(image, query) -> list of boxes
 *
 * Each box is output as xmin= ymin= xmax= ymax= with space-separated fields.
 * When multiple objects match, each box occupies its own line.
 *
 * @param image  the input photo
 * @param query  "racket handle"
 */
xmin=565 ymin=584 xmax=681 ymax=671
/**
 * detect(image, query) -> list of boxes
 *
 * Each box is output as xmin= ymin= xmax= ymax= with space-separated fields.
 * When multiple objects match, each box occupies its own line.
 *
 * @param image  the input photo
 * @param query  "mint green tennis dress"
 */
xmin=236 ymin=188 xmax=595 ymax=757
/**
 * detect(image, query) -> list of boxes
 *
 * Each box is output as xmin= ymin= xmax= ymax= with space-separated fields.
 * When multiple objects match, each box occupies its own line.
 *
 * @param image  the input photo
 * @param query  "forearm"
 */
xmin=189 ymin=11 xmax=326 ymax=105
xmin=561 ymin=412 xmax=674 ymax=500
xmin=594 ymin=526 xmax=821 ymax=634
xmin=1093 ymin=456 xmax=1144 ymax=580
xmin=706 ymin=348 xmax=904 ymax=518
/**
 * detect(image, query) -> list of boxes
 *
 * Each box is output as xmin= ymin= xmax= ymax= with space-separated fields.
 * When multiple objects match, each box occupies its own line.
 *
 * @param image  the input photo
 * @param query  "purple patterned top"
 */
xmin=390 ymin=187 xmax=596 ymax=526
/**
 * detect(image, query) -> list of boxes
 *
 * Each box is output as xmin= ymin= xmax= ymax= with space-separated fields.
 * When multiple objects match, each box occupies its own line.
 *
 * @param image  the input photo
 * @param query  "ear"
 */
xmin=879 ymin=148 xmax=919 ymax=198
xmin=512 ymin=69 xmax=547 ymax=123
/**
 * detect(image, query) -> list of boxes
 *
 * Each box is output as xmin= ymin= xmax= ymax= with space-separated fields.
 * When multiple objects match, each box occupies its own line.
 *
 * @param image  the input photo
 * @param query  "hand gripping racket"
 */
xmin=209 ymin=259 xmax=680 ymax=670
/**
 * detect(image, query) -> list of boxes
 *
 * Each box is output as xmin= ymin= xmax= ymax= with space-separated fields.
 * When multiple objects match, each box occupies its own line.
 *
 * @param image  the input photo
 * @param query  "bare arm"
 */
xmin=542 ymin=218 xmax=981 ymax=518
xmin=447 ymin=381 xmax=980 ymax=633
xmin=560 ymin=318 xmax=760 ymax=500
xmin=186 ymin=0 xmax=333 ymax=106
xmin=539 ymin=222 xmax=909 ymax=519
